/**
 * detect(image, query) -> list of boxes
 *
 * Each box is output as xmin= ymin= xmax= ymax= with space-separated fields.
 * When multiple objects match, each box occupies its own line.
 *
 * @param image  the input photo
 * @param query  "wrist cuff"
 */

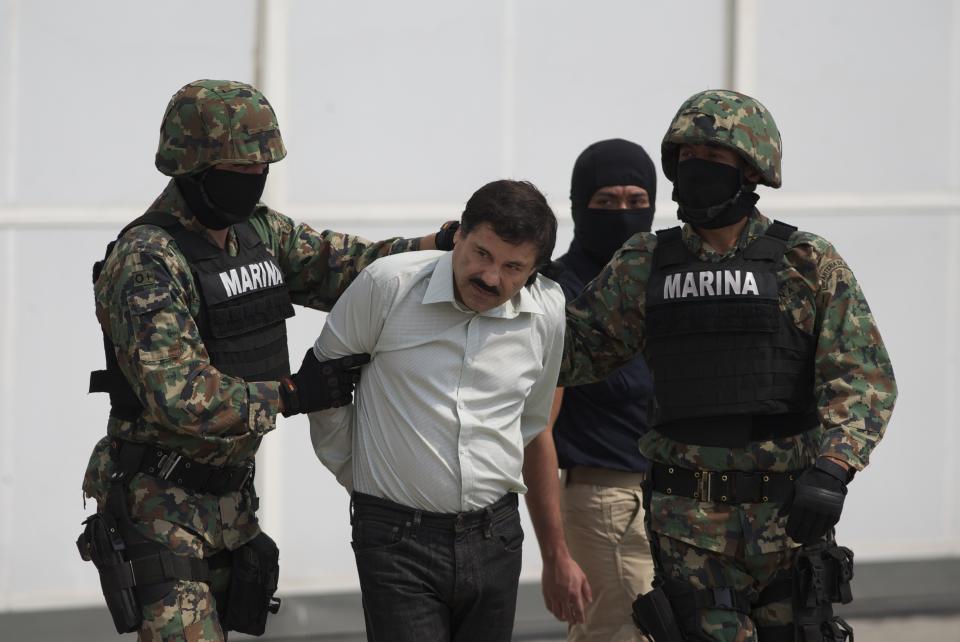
xmin=815 ymin=457 xmax=853 ymax=484
xmin=279 ymin=376 xmax=300 ymax=417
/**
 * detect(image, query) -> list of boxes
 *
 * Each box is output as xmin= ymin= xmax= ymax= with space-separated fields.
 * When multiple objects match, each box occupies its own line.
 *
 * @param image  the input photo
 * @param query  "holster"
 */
xmin=223 ymin=532 xmax=281 ymax=636
xmin=76 ymin=483 xmax=212 ymax=635
xmin=794 ymin=544 xmax=855 ymax=642
xmin=76 ymin=510 xmax=144 ymax=633
xmin=632 ymin=585 xmax=687 ymax=642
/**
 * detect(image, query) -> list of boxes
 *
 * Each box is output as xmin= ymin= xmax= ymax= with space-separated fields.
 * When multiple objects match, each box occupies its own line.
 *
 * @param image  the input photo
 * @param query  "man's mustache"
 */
xmin=469 ymin=277 xmax=500 ymax=296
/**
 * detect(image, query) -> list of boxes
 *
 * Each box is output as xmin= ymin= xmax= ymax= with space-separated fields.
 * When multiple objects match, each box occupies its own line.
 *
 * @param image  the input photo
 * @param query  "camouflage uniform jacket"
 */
xmin=82 ymin=180 xmax=421 ymax=555
xmin=559 ymin=211 xmax=897 ymax=555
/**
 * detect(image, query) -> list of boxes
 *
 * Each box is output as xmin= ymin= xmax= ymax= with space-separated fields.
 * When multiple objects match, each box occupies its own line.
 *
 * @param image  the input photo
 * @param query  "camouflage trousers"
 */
xmin=138 ymin=567 xmax=231 ymax=642
xmin=654 ymin=534 xmax=796 ymax=642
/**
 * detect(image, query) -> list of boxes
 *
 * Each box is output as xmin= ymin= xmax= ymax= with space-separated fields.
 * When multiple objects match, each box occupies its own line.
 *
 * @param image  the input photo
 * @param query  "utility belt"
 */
xmin=77 ymin=442 xmax=280 ymax=636
xmin=633 ymin=543 xmax=854 ymax=641
xmin=110 ymin=438 xmax=255 ymax=496
xmin=650 ymin=462 xmax=800 ymax=504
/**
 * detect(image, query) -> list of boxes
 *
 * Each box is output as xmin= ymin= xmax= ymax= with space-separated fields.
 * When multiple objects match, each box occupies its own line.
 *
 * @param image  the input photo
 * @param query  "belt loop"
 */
xmin=411 ymin=510 xmax=421 ymax=540
xmin=484 ymin=507 xmax=494 ymax=539
xmin=349 ymin=496 xmax=355 ymax=526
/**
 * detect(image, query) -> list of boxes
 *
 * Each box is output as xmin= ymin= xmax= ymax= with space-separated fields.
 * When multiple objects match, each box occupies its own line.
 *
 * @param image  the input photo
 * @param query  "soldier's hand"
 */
xmin=434 ymin=220 xmax=460 ymax=251
xmin=279 ymin=350 xmax=370 ymax=417
xmin=780 ymin=458 xmax=848 ymax=545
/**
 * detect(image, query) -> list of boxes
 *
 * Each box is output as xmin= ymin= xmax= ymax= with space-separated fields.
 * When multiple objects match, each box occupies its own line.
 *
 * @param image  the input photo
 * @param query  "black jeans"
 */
xmin=350 ymin=492 xmax=524 ymax=642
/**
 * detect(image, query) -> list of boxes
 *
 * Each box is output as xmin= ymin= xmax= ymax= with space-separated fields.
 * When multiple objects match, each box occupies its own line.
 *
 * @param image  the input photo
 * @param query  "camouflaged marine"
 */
xmin=559 ymin=90 xmax=897 ymax=642
xmin=78 ymin=79 xmax=436 ymax=642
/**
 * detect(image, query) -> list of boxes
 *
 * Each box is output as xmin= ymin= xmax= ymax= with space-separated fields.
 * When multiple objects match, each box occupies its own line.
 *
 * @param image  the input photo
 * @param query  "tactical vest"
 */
xmin=90 ymin=212 xmax=295 ymax=421
xmin=644 ymin=221 xmax=817 ymax=447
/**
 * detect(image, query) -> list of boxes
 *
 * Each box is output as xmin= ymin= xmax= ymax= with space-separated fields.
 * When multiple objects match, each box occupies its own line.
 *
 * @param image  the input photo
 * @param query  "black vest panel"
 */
xmin=90 ymin=213 xmax=294 ymax=420
xmin=163 ymin=218 xmax=294 ymax=382
xmin=645 ymin=221 xmax=817 ymax=446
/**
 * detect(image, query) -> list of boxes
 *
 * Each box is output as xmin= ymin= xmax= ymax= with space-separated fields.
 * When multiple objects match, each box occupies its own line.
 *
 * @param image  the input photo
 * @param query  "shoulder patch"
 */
xmin=130 ymin=270 xmax=157 ymax=288
xmin=819 ymin=258 xmax=849 ymax=282
xmin=127 ymin=288 xmax=172 ymax=315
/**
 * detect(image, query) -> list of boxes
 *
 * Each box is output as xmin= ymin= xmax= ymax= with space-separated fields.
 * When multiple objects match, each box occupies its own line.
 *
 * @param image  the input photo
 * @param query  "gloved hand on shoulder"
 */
xmin=434 ymin=220 xmax=460 ymax=251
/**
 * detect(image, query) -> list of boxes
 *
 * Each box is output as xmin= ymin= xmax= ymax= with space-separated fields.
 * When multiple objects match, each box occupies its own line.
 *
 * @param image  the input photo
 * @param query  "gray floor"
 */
xmin=4 ymin=557 xmax=959 ymax=641
xmin=3 ymin=607 xmax=959 ymax=641
xmin=248 ymin=616 xmax=960 ymax=641
xmin=522 ymin=617 xmax=960 ymax=642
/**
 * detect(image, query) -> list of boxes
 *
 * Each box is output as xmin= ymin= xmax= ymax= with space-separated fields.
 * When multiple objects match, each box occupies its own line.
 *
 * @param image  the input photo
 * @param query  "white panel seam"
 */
xmin=945 ymin=216 xmax=960 ymax=540
xmin=950 ymin=0 xmax=960 ymax=189
xmin=1 ymin=231 xmax=17 ymax=611
xmin=500 ymin=0 xmax=516 ymax=177
xmin=2 ymin=0 xmax=21 ymax=203
xmin=3 ymin=193 xmax=960 ymax=227
xmin=731 ymin=0 xmax=759 ymax=95
xmin=252 ymin=0 xmax=290 ymax=547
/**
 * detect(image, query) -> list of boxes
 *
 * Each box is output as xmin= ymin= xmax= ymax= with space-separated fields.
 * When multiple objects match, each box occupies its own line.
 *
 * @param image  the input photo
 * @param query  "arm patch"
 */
xmin=818 ymin=258 xmax=849 ymax=283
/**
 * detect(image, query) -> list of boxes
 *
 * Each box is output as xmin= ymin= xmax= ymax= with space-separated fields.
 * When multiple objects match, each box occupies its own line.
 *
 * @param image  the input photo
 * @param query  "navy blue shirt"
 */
xmin=551 ymin=241 xmax=654 ymax=472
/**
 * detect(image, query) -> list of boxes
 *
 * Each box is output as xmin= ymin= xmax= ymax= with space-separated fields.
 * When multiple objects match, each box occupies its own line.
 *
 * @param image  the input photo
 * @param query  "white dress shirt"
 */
xmin=308 ymin=250 xmax=565 ymax=512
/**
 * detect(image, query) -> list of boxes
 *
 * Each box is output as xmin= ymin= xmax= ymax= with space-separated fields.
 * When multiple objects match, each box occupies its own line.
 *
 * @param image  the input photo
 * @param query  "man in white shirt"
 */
xmin=308 ymin=179 xmax=566 ymax=642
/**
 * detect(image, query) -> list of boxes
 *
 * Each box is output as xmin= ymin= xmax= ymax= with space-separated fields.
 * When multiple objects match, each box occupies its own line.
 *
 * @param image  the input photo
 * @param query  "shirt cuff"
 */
xmin=817 ymin=432 xmax=867 ymax=472
xmin=247 ymin=381 xmax=281 ymax=435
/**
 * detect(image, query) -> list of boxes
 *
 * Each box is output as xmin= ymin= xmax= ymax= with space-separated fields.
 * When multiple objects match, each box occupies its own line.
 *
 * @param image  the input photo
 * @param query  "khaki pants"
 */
xmin=561 ymin=468 xmax=655 ymax=642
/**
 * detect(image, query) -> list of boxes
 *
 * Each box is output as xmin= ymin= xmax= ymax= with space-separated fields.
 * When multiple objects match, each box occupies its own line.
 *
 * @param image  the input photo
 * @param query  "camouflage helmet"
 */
xmin=661 ymin=89 xmax=781 ymax=188
xmin=155 ymin=79 xmax=287 ymax=176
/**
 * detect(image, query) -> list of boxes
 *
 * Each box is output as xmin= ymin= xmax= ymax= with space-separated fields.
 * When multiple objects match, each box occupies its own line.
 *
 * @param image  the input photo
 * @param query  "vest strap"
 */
xmin=653 ymin=227 xmax=687 ymax=268
xmin=741 ymin=220 xmax=797 ymax=261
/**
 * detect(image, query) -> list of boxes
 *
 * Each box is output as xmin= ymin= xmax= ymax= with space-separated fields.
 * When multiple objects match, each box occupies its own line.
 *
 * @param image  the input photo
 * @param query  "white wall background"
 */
xmin=0 ymin=0 xmax=958 ymax=612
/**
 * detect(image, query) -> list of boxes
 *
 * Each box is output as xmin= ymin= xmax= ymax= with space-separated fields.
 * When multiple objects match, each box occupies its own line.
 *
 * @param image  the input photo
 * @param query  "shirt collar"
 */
xmin=422 ymin=252 xmax=544 ymax=318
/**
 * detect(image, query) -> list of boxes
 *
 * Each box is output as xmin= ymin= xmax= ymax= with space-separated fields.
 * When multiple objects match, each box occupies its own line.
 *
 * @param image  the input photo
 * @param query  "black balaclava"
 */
xmin=673 ymin=157 xmax=758 ymax=229
xmin=570 ymin=138 xmax=657 ymax=266
xmin=176 ymin=165 xmax=269 ymax=231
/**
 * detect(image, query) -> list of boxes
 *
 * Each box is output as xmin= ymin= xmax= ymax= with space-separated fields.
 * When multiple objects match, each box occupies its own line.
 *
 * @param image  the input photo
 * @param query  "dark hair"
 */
xmin=460 ymin=180 xmax=557 ymax=267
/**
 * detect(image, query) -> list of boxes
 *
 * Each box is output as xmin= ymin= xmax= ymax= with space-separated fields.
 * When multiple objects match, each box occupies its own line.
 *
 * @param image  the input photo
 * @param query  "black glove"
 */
xmin=279 ymin=350 xmax=370 ymax=417
xmin=434 ymin=220 xmax=460 ymax=251
xmin=538 ymin=259 xmax=566 ymax=281
xmin=780 ymin=458 xmax=850 ymax=545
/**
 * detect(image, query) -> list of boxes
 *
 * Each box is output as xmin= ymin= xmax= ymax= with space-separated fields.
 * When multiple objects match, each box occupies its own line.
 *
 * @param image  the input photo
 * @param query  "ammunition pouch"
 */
xmin=223 ymin=532 xmax=281 ymax=635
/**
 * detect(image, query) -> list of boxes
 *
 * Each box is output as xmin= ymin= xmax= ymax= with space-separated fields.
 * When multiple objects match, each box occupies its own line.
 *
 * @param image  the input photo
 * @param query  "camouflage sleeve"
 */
xmin=97 ymin=232 xmax=280 ymax=438
xmin=810 ymin=243 xmax=897 ymax=470
xmin=253 ymin=210 xmax=422 ymax=311
xmin=558 ymin=234 xmax=656 ymax=386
